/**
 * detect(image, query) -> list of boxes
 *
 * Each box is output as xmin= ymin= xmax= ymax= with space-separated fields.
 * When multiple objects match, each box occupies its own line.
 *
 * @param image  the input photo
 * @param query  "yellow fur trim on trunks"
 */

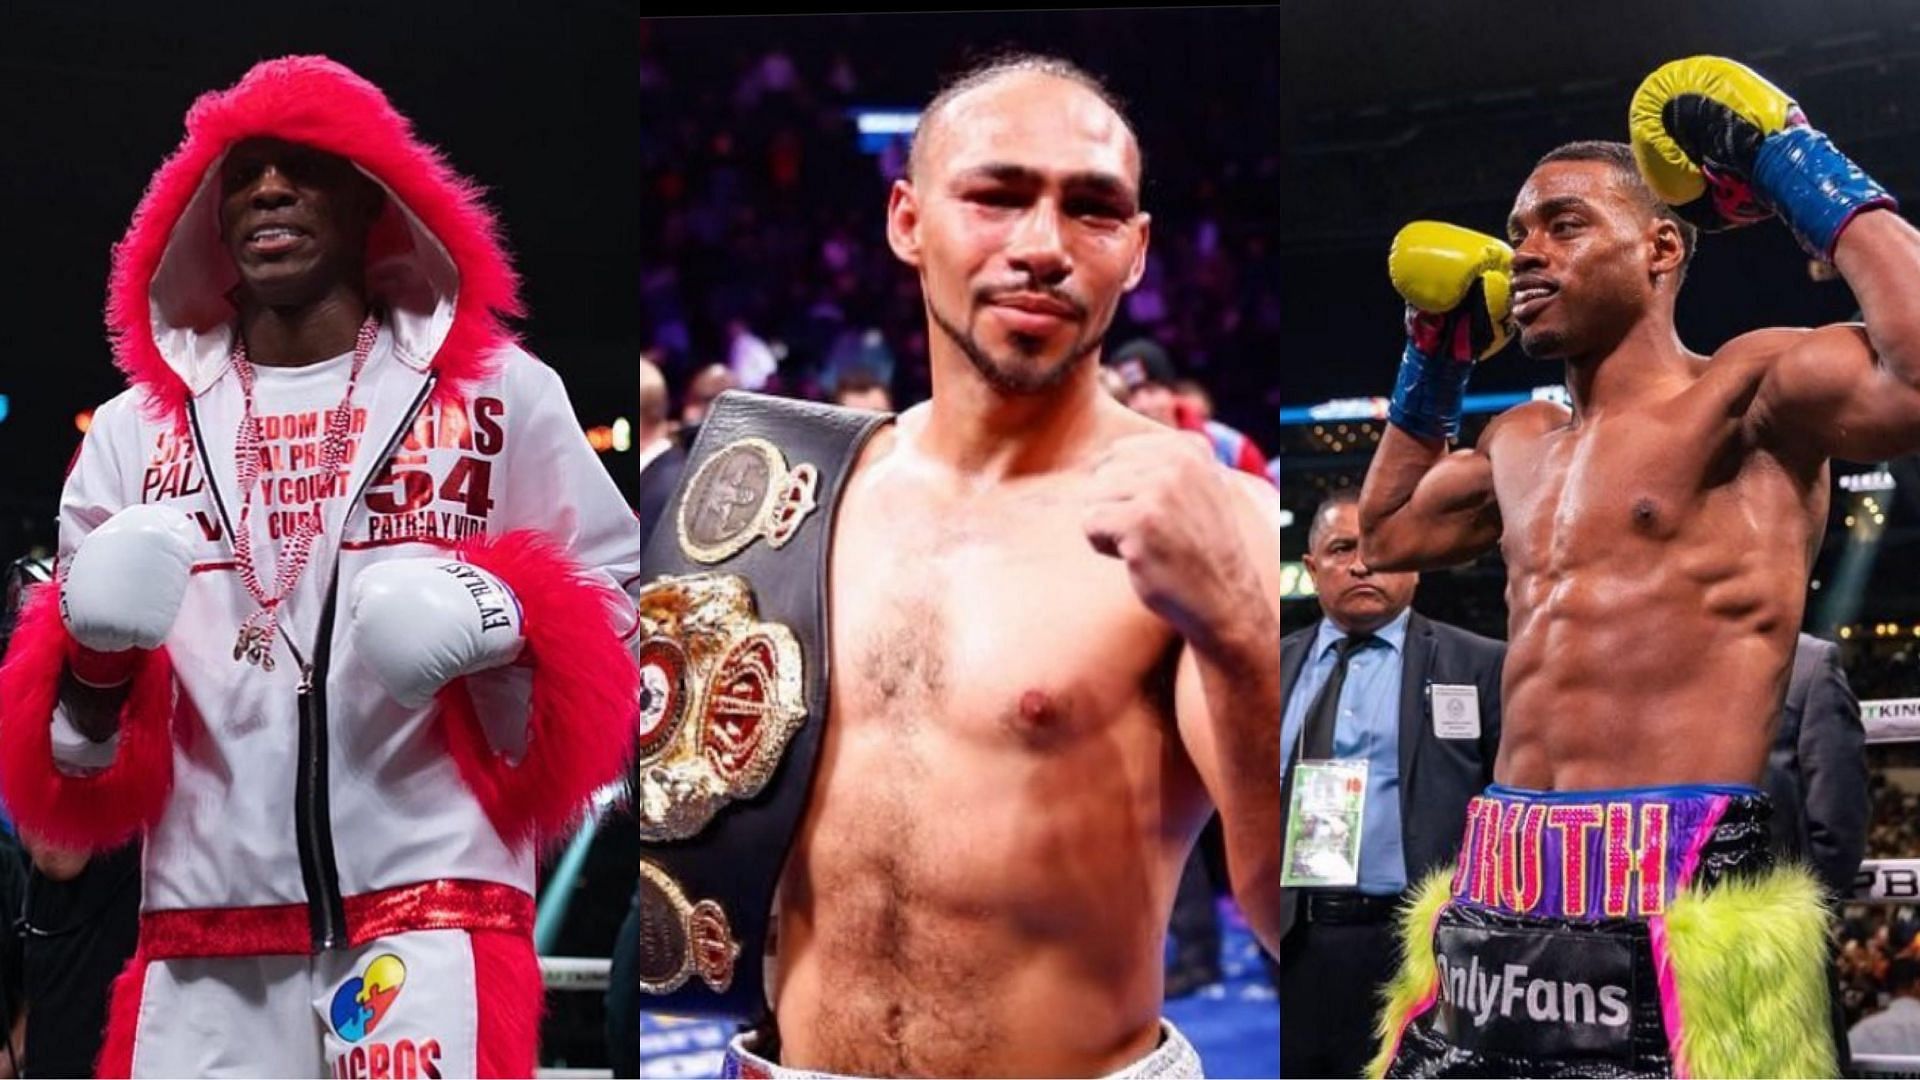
xmin=1368 ymin=870 xmax=1455 ymax=1079
xmin=1660 ymin=864 xmax=1834 ymax=1079
xmin=1366 ymin=865 xmax=1833 ymax=1079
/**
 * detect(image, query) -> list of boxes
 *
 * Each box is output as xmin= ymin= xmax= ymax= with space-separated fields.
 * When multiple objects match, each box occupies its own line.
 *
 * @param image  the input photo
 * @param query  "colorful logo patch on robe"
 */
xmin=330 ymin=953 xmax=407 ymax=1042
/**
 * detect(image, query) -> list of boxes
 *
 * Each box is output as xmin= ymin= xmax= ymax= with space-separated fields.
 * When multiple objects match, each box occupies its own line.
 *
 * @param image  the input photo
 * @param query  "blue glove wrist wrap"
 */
xmin=1753 ymin=125 xmax=1898 ymax=261
xmin=1388 ymin=340 xmax=1472 ymax=441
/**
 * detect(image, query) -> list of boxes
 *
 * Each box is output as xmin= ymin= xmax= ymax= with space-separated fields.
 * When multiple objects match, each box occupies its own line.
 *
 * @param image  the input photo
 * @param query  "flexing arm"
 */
xmin=1359 ymin=424 xmax=1501 ymax=571
xmin=1755 ymin=214 xmax=1920 ymax=460
xmin=1630 ymin=57 xmax=1920 ymax=457
xmin=1167 ymin=472 xmax=1283 ymax=956
xmin=1359 ymin=221 xmax=1516 ymax=570
xmin=1084 ymin=441 xmax=1282 ymax=954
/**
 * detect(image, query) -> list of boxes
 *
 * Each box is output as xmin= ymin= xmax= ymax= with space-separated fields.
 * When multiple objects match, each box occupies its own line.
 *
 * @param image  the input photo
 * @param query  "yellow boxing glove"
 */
xmin=1629 ymin=56 xmax=1896 ymax=259
xmin=1385 ymin=222 xmax=1514 ymax=441
xmin=1388 ymin=221 xmax=1514 ymax=360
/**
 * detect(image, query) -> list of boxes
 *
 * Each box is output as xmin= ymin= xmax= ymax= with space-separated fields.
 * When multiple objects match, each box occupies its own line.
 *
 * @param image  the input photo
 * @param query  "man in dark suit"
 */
xmin=1767 ymin=631 xmax=1870 ymax=1075
xmin=1768 ymin=633 xmax=1869 ymax=900
xmin=1279 ymin=490 xmax=1504 ymax=1078
xmin=635 ymin=356 xmax=687 ymax=547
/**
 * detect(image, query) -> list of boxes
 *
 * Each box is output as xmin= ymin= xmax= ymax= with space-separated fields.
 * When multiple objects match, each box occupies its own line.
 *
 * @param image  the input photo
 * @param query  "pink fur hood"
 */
xmin=108 ymin=55 xmax=523 ymax=423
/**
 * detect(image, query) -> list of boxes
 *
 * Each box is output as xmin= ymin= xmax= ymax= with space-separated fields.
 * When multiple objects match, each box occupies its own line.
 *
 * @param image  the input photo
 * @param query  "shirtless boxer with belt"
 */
xmin=1356 ymin=58 xmax=1920 ymax=1077
xmin=637 ymin=53 xmax=1281 ymax=1079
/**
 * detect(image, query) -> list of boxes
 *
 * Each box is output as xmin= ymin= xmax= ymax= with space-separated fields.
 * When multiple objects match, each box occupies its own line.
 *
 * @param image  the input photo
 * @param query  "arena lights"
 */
xmin=1530 ymin=385 xmax=1573 ymax=407
xmin=1848 ymin=491 xmax=1889 ymax=533
xmin=1279 ymin=385 xmax=1570 ymax=426
xmin=852 ymin=109 xmax=921 ymax=136
xmin=849 ymin=107 xmax=921 ymax=155
xmin=74 ymin=408 xmax=93 ymax=434
xmin=1280 ymin=561 xmax=1317 ymax=599
xmin=1288 ymin=397 xmax=1390 ymax=424
xmin=1306 ymin=421 xmax=1385 ymax=454
xmin=581 ymin=418 xmax=632 ymax=454
xmin=1839 ymin=468 xmax=1896 ymax=494
xmin=1850 ymin=622 xmax=1920 ymax=638
xmin=1815 ymin=496 xmax=1886 ymax=637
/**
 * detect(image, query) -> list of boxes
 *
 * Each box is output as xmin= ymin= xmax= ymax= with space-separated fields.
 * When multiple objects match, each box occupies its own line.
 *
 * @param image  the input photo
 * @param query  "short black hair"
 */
xmin=909 ymin=50 xmax=1142 ymax=187
xmin=833 ymin=369 xmax=885 ymax=397
xmin=1889 ymin=956 xmax=1920 ymax=994
xmin=1535 ymin=140 xmax=1697 ymax=282
xmin=1307 ymin=489 xmax=1361 ymax=553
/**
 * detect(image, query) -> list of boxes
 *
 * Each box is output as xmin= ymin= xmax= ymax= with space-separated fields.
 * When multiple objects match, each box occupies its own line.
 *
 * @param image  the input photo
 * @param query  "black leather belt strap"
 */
xmin=632 ymin=390 xmax=889 ymax=1020
xmin=1303 ymin=890 xmax=1405 ymax=925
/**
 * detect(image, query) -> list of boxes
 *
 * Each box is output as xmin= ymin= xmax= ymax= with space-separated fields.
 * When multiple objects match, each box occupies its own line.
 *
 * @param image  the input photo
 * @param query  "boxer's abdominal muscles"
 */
xmin=1488 ymin=404 xmax=1817 ymax=789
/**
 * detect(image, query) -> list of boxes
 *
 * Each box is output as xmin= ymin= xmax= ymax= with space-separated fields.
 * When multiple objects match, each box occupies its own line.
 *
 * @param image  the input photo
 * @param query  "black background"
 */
xmin=0 ymin=0 xmax=644 ymax=560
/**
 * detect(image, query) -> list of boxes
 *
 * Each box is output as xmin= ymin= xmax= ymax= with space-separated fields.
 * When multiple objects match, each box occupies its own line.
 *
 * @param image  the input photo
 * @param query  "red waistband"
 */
xmin=139 ymin=879 xmax=534 ymax=960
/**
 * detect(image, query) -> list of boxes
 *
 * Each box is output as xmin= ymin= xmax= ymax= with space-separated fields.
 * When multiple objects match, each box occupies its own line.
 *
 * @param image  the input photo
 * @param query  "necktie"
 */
xmin=1301 ymin=632 xmax=1375 ymax=762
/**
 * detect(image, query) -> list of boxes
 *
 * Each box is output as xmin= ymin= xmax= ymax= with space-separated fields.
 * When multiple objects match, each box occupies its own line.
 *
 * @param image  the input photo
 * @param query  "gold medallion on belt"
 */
xmin=633 ymin=572 xmax=806 ymax=841
xmin=636 ymin=858 xmax=741 ymax=995
xmin=676 ymin=437 xmax=819 ymax=564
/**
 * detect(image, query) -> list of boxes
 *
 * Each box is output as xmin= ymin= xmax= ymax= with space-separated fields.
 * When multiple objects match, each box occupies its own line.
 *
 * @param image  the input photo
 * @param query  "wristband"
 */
xmin=1753 ymin=125 xmax=1898 ymax=261
xmin=1388 ymin=340 xmax=1474 ymax=442
xmin=66 ymin=639 xmax=140 ymax=689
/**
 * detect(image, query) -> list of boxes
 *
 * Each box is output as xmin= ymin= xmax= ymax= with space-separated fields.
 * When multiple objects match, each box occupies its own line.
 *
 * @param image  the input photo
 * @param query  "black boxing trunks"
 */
xmin=1372 ymin=784 xmax=1834 ymax=1079
xmin=631 ymin=391 xmax=889 ymax=1020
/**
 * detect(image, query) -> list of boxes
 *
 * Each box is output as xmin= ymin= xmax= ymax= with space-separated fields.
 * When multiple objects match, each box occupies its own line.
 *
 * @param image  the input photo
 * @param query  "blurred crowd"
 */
xmin=1840 ymin=773 xmax=1920 ymax=1051
xmin=634 ymin=26 xmax=1284 ymax=449
xmin=1848 ymin=644 xmax=1920 ymax=705
xmin=1841 ymin=906 xmax=1920 ymax=1044
xmin=1867 ymin=776 xmax=1920 ymax=862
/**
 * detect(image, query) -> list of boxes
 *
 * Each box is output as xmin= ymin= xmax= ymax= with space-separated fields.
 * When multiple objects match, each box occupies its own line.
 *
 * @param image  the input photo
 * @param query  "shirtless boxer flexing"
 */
xmin=1355 ymin=58 xmax=1920 ymax=1077
xmin=639 ymin=54 xmax=1281 ymax=1079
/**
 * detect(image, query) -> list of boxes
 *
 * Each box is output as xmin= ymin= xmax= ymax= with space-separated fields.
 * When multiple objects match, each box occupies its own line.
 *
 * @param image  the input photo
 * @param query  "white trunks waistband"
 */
xmin=721 ymin=1018 xmax=1204 ymax=1079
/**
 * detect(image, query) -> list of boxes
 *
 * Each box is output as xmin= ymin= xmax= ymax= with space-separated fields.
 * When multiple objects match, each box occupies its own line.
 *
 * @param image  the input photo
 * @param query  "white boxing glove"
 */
xmin=61 ymin=503 xmax=198 ymax=683
xmin=348 ymin=558 xmax=526 ymax=708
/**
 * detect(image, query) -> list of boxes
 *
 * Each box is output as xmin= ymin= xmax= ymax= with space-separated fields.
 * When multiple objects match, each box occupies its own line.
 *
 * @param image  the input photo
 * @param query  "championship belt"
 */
xmin=631 ymin=390 xmax=889 ymax=1019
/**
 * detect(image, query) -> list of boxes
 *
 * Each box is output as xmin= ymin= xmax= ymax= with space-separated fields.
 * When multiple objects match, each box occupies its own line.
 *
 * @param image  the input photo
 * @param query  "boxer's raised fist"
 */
xmin=61 ymin=504 xmax=197 ymax=679
xmin=1084 ymin=431 xmax=1259 ymax=652
xmin=1390 ymin=221 xmax=1514 ymax=363
xmin=347 ymin=558 xmax=525 ymax=708
xmin=1385 ymin=222 xmax=1513 ymax=441
xmin=1630 ymin=56 xmax=1897 ymax=259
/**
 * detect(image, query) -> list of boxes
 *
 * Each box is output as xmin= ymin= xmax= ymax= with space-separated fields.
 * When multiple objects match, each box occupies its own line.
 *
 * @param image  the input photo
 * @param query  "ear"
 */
xmin=1648 ymin=217 xmax=1685 ymax=281
xmin=1121 ymin=212 xmax=1152 ymax=292
xmin=1302 ymin=551 xmax=1319 ymax=577
xmin=885 ymin=179 xmax=922 ymax=268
